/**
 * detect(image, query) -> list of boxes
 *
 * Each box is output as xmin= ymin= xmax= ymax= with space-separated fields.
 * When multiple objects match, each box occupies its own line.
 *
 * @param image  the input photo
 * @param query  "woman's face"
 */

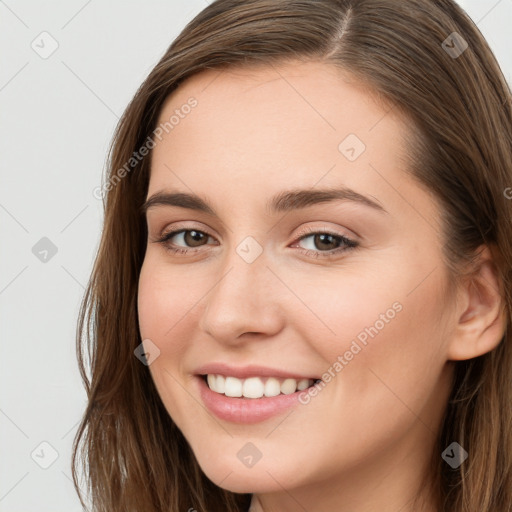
xmin=138 ymin=61 xmax=457 ymax=505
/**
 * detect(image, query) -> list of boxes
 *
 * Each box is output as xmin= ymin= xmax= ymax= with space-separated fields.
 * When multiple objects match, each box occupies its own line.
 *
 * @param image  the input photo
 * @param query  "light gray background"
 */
xmin=1 ymin=1 xmax=510 ymax=510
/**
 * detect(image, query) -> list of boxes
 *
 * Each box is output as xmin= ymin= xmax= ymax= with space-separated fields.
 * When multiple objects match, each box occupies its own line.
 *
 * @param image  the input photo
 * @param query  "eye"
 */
xmin=153 ymin=226 xmax=358 ymax=259
xmin=155 ymin=229 xmax=216 ymax=255
xmin=291 ymin=227 xmax=358 ymax=259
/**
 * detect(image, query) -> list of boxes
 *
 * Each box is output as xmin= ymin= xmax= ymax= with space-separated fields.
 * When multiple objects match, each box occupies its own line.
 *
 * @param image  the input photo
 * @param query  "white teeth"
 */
xmin=207 ymin=374 xmax=226 ymax=393
xmin=216 ymin=374 xmax=225 ymax=393
xmin=224 ymin=376 xmax=243 ymax=397
xmin=297 ymin=378 xmax=310 ymax=391
xmin=281 ymin=378 xmax=297 ymax=395
xmin=243 ymin=377 xmax=264 ymax=398
xmin=206 ymin=374 xmax=315 ymax=398
xmin=264 ymin=377 xmax=281 ymax=397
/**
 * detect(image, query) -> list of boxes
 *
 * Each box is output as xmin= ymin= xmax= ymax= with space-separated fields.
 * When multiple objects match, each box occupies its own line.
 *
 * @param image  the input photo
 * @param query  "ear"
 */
xmin=447 ymin=245 xmax=507 ymax=361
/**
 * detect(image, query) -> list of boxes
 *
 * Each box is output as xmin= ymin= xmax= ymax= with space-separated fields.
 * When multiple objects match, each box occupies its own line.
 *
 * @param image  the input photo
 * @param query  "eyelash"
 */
xmin=153 ymin=226 xmax=359 ymax=259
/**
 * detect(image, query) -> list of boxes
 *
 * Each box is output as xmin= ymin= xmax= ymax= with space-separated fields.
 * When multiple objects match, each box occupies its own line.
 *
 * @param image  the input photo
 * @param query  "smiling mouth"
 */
xmin=201 ymin=374 xmax=322 ymax=399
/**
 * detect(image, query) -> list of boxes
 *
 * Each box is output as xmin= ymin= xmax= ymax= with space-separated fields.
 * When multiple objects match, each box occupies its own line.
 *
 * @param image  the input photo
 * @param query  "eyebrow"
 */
xmin=141 ymin=187 xmax=387 ymax=216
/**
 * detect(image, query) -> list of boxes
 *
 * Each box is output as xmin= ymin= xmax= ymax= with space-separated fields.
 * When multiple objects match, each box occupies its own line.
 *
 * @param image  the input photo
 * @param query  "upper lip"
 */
xmin=194 ymin=362 xmax=319 ymax=381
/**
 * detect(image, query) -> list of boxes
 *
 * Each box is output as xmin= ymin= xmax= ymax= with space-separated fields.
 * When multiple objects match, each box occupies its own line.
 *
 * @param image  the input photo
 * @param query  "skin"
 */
xmin=137 ymin=60 xmax=505 ymax=512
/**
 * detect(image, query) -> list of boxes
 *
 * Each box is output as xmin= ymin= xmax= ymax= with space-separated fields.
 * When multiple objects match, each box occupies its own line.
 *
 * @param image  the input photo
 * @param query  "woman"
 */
xmin=72 ymin=1 xmax=512 ymax=511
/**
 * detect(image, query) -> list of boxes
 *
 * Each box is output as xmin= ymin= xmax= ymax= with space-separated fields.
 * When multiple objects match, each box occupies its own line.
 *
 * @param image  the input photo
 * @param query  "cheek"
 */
xmin=138 ymin=264 xmax=166 ymax=346
xmin=137 ymin=260 xmax=195 ymax=427
xmin=137 ymin=258 xmax=192 ymax=350
xmin=286 ymin=271 xmax=451 ymax=467
xmin=299 ymin=264 xmax=450 ymax=403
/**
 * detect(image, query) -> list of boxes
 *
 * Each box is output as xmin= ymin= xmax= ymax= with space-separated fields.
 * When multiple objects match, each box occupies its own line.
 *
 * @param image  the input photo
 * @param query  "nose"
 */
xmin=198 ymin=244 xmax=285 ymax=345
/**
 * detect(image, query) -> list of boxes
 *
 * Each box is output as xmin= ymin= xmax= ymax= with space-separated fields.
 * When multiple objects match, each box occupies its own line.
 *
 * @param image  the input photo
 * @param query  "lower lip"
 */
xmin=196 ymin=376 xmax=308 ymax=424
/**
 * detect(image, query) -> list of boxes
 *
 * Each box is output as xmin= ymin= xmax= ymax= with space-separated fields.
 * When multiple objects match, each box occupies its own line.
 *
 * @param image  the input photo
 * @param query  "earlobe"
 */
xmin=447 ymin=246 xmax=507 ymax=361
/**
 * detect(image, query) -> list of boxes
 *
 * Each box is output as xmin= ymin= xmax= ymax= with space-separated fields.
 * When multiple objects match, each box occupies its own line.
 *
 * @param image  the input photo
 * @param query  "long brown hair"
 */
xmin=72 ymin=1 xmax=512 ymax=510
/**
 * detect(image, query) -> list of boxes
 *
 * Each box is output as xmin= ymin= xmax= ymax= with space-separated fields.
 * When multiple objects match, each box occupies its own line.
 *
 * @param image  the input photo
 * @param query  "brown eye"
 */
xmin=182 ymin=230 xmax=208 ymax=247
xmin=296 ymin=232 xmax=356 ymax=252
xmin=156 ymin=229 xmax=215 ymax=252
xmin=291 ymin=229 xmax=358 ymax=260
xmin=311 ymin=233 xmax=341 ymax=251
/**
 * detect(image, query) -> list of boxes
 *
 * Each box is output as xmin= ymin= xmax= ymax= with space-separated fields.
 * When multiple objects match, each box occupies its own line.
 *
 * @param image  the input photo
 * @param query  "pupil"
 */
xmin=186 ymin=230 xmax=205 ymax=247
xmin=315 ymin=234 xmax=338 ymax=250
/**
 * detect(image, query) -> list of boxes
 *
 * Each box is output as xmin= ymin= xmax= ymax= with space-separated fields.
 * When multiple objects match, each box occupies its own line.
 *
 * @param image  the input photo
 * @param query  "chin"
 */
xmin=196 ymin=452 xmax=303 ymax=494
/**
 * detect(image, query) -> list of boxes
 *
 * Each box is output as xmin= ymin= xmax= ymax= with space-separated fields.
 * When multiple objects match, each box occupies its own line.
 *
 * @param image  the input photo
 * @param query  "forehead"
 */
xmin=147 ymin=60 xmax=435 ymax=225
xmin=154 ymin=60 xmax=402 ymax=157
